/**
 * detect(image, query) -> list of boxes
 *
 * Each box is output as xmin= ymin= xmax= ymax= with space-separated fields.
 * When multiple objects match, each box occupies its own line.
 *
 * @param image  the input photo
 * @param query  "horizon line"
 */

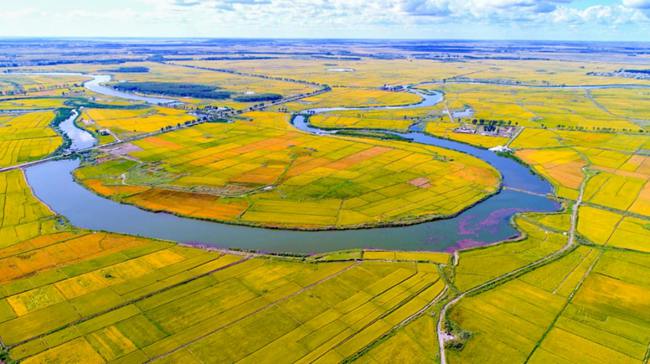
xmin=1 ymin=36 xmax=650 ymax=45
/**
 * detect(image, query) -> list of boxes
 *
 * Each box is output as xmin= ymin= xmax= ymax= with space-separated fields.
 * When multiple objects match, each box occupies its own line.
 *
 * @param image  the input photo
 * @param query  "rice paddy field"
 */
xmin=1 ymin=43 xmax=650 ymax=364
xmin=307 ymin=105 xmax=445 ymax=132
xmin=512 ymin=128 xmax=649 ymax=201
xmin=0 ymin=98 xmax=69 ymax=110
xmin=447 ymin=245 xmax=650 ymax=364
xmin=0 ymin=111 xmax=62 ymax=167
xmin=422 ymin=83 xmax=646 ymax=131
xmin=424 ymin=121 xmax=509 ymax=148
xmin=174 ymin=58 xmax=650 ymax=88
xmin=0 ymin=74 xmax=89 ymax=95
xmin=284 ymin=87 xmax=422 ymax=112
xmin=74 ymin=111 xmax=500 ymax=229
xmin=79 ymin=106 xmax=194 ymax=141
xmin=0 ymin=170 xmax=60 ymax=248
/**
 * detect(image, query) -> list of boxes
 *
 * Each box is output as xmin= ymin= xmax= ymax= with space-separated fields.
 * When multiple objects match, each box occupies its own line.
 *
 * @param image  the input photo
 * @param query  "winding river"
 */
xmin=24 ymin=75 xmax=561 ymax=253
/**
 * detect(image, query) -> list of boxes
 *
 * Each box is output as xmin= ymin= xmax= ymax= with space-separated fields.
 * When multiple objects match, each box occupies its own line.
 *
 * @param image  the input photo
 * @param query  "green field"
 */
xmin=74 ymin=111 xmax=500 ymax=229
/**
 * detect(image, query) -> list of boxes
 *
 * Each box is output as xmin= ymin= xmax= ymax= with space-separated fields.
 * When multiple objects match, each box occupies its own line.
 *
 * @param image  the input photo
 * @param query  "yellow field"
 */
xmin=0 ymin=170 xmax=59 ymax=248
xmin=18 ymin=62 xmax=317 ymax=108
xmin=80 ymin=106 xmax=194 ymax=140
xmin=362 ymin=250 xmax=450 ymax=264
xmin=426 ymin=83 xmax=644 ymax=131
xmin=307 ymin=105 xmax=444 ymax=132
xmin=0 ymin=225 xmax=447 ymax=364
xmin=2 ymin=55 xmax=650 ymax=364
xmin=310 ymin=113 xmax=413 ymax=131
xmin=584 ymin=172 xmax=646 ymax=212
xmin=448 ymin=245 xmax=650 ymax=364
xmin=0 ymin=97 xmax=68 ymax=110
xmin=591 ymin=88 xmax=650 ymax=121
xmin=425 ymin=121 xmax=509 ymax=148
xmin=174 ymin=58 xmax=650 ymax=88
xmin=607 ymin=216 xmax=650 ymax=252
xmin=0 ymin=111 xmax=62 ymax=167
xmin=0 ymin=74 xmax=89 ymax=94
xmin=516 ymin=147 xmax=586 ymax=199
xmin=285 ymin=87 xmax=422 ymax=111
xmin=75 ymin=111 xmax=500 ymax=229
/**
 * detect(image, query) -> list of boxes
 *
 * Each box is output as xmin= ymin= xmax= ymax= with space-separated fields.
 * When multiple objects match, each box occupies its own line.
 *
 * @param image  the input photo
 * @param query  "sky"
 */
xmin=1 ymin=0 xmax=650 ymax=41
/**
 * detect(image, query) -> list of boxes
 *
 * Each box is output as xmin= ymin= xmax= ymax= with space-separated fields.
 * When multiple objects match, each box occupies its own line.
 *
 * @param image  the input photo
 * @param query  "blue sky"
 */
xmin=1 ymin=0 xmax=649 ymax=41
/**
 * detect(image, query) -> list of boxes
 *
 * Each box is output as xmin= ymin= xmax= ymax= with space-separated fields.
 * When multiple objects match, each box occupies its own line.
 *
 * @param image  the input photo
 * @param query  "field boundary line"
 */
xmin=342 ymin=285 xmax=449 ymax=363
xmin=7 ymin=254 xmax=251 ymax=349
xmin=238 ymin=268 xmax=423 ymax=363
xmin=144 ymin=261 xmax=361 ymax=363
xmin=523 ymin=249 xmax=602 ymax=363
xmin=310 ymin=276 xmax=441 ymax=363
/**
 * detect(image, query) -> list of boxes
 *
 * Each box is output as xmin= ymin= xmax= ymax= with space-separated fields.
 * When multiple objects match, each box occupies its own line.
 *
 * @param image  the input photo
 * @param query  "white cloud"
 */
xmin=623 ymin=0 xmax=650 ymax=9
xmin=552 ymin=4 xmax=648 ymax=25
xmin=1 ymin=0 xmax=648 ymax=39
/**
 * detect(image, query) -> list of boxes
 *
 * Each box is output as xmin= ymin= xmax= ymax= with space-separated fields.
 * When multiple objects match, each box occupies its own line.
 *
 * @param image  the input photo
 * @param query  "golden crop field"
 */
xmin=80 ymin=106 xmax=194 ymax=140
xmin=591 ymin=88 xmax=650 ymax=121
xmin=174 ymin=58 xmax=650 ymax=88
xmin=0 ymin=74 xmax=89 ymax=94
xmin=284 ymin=87 xmax=422 ymax=112
xmin=74 ymin=111 xmax=500 ymax=229
xmin=0 ymin=97 xmax=68 ymax=110
xmin=309 ymin=106 xmax=442 ymax=132
xmin=447 ymin=246 xmax=650 ymax=364
xmin=424 ymin=83 xmax=645 ymax=131
xmin=20 ymin=62 xmax=318 ymax=106
xmin=425 ymin=121 xmax=509 ymax=148
xmin=0 ymin=111 xmax=62 ymax=167
xmin=1 ymin=235 xmax=446 ymax=364
xmin=0 ymin=172 xmax=450 ymax=364
xmin=0 ymin=170 xmax=59 ymax=248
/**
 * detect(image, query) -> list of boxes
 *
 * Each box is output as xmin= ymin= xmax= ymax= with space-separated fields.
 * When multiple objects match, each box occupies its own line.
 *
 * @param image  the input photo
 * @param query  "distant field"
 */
xmin=420 ymin=83 xmax=646 ymax=131
xmin=0 ymin=74 xmax=89 ymax=94
xmin=309 ymin=106 xmax=441 ymax=132
xmin=74 ymin=111 xmax=500 ymax=229
xmin=425 ymin=121 xmax=509 ymax=148
xmin=173 ymin=58 xmax=650 ymax=88
xmin=15 ymin=62 xmax=318 ymax=109
xmin=284 ymin=87 xmax=422 ymax=111
xmin=0 ymin=111 xmax=62 ymax=167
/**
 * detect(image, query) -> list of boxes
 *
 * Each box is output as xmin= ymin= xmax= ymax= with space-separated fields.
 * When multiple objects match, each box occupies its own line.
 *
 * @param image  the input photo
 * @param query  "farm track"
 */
xmin=342 ymin=286 xmax=449 ymax=363
xmin=436 ymin=166 xmax=591 ymax=364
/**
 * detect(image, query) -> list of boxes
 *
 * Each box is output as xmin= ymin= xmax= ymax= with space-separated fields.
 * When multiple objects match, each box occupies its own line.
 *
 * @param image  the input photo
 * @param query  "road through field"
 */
xmin=436 ymin=166 xmax=591 ymax=364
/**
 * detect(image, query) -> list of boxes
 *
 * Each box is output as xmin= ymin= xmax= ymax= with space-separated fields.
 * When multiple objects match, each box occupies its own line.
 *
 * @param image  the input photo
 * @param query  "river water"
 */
xmin=58 ymin=111 xmax=96 ymax=151
xmin=24 ymin=76 xmax=561 ymax=253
